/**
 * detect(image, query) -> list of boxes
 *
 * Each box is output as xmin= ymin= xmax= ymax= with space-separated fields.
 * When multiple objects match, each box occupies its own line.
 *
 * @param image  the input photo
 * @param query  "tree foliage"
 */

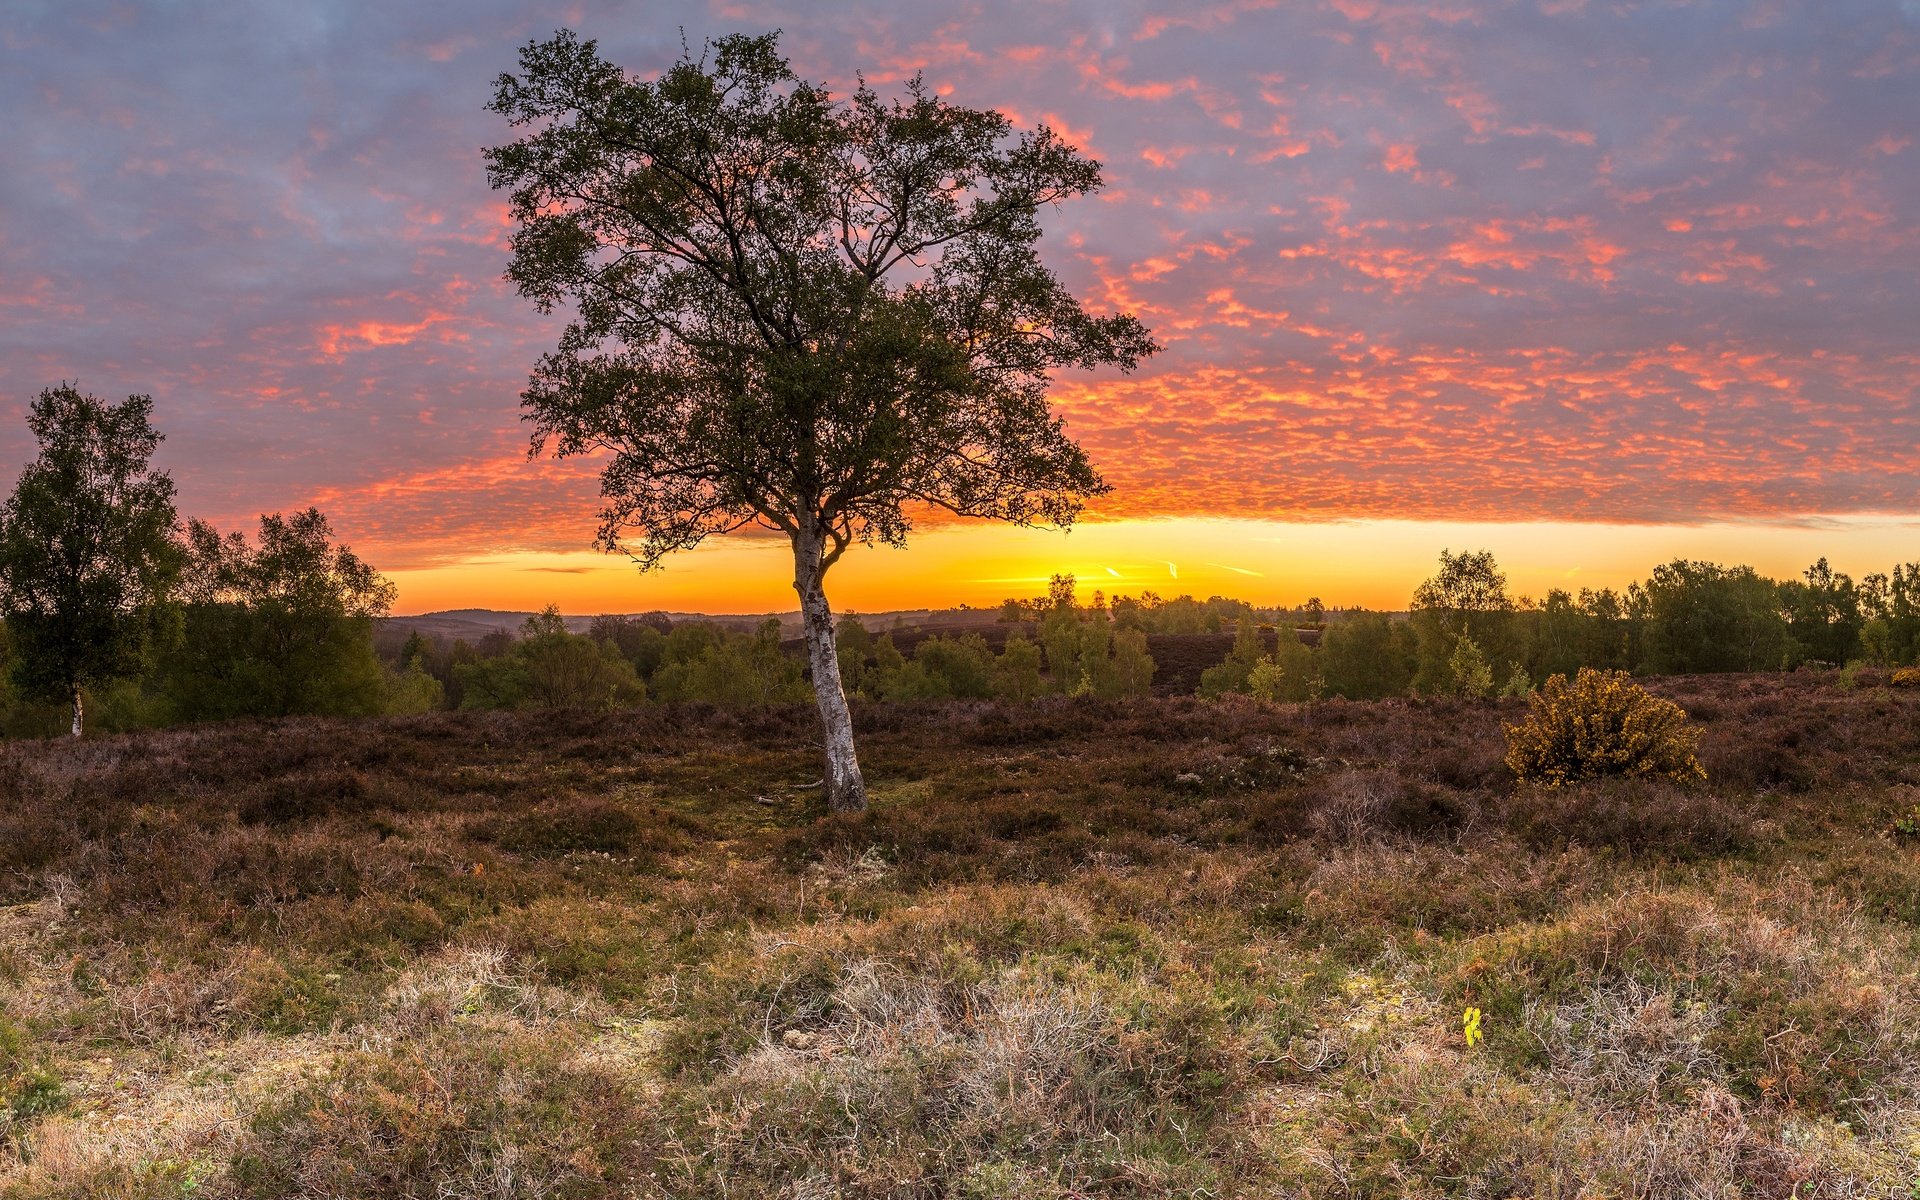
xmin=1411 ymin=549 xmax=1517 ymax=694
xmin=650 ymin=619 xmax=809 ymax=706
xmin=1632 ymin=559 xmax=1790 ymax=674
xmin=486 ymin=30 xmax=1155 ymax=809
xmin=0 ymin=385 xmax=179 ymax=733
xmin=161 ymin=509 xmax=397 ymax=720
xmin=486 ymin=31 xmax=1154 ymax=567
xmin=1319 ymin=611 xmax=1416 ymax=699
xmin=1861 ymin=564 xmax=1920 ymax=666
xmin=457 ymin=607 xmax=644 ymax=711
xmin=1777 ymin=557 xmax=1863 ymax=667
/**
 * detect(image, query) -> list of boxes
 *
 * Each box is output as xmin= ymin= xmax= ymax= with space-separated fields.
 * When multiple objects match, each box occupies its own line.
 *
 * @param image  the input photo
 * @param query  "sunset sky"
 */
xmin=3 ymin=1 xmax=1917 ymax=615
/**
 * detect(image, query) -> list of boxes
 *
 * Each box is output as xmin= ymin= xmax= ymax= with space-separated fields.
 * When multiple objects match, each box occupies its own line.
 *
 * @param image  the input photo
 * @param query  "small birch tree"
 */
xmin=485 ymin=31 xmax=1155 ymax=810
xmin=0 ymin=385 xmax=179 ymax=736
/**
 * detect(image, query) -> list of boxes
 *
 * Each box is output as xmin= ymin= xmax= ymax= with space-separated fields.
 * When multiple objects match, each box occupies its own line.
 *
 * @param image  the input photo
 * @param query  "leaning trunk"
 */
xmin=70 ymin=686 xmax=83 ymax=739
xmin=793 ymin=531 xmax=867 ymax=813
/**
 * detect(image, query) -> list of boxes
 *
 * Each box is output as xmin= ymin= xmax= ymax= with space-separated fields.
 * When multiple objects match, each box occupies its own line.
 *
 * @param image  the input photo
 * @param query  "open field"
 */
xmin=4 ymin=675 xmax=1920 ymax=1197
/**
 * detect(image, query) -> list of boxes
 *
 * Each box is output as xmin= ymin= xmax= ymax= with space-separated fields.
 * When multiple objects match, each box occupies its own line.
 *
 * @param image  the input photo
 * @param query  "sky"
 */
xmin=2 ymin=0 xmax=1917 ymax=614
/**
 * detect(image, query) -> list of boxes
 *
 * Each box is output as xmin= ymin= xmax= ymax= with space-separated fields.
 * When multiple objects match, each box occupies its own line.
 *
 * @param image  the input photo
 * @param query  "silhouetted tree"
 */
xmin=163 ymin=509 xmax=396 ymax=719
xmin=0 ymin=385 xmax=179 ymax=736
xmin=1778 ymin=557 xmax=1862 ymax=667
xmin=1632 ymin=559 xmax=1789 ymax=674
xmin=1410 ymin=549 xmax=1517 ymax=694
xmin=486 ymin=32 xmax=1155 ymax=810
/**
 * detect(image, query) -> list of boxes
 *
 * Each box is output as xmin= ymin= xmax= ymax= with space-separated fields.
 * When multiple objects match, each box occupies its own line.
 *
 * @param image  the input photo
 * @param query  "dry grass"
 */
xmin=2 ymin=675 xmax=1920 ymax=1196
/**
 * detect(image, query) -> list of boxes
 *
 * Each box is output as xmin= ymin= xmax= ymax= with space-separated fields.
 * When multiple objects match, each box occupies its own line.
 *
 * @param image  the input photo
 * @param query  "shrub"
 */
xmin=1500 ymin=661 xmax=1532 ymax=698
xmin=1500 ymin=776 xmax=1747 ymax=857
xmin=1503 ymin=668 xmax=1705 ymax=787
xmin=1197 ymin=621 xmax=1263 ymax=698
xmin=1448 ymin=633 xmax=1495 ymax=698
xmin=1891 ymin=804 xmax=1920 ymax=839
xmin=1247 ymin=655 xmax=1288 ymax=702
xmin=1893 ymin=666 xmax=1920 ymax=689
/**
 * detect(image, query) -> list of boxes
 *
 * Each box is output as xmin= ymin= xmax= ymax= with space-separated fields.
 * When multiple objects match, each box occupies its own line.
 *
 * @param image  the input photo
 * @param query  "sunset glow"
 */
xmin=4 ymin=2 xmax=1916 ymax=614
xmin=385 ymin=516 xmax=1920 ymax=617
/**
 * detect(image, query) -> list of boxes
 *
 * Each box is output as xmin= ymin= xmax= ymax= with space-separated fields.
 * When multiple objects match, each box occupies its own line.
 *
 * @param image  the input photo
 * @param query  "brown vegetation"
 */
xmin=3 ymin=672 xmax=1920 ymax=1195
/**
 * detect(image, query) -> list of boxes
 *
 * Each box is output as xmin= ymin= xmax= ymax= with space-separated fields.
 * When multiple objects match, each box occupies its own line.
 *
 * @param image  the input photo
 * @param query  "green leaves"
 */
xmin=161 ymin=509 xmax=397 ymax=721
xmin=486 ymin=29 xmax=1156 ymax=574
xmin=0 ymin=385 xmax=180 ymax=715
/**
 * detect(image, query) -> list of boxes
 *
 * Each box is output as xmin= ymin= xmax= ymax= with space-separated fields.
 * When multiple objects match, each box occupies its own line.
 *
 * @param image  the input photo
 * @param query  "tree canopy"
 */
xmin=486 ymin=30 xmax=1155 ymax=809
xmin=162 ymin=508 xmax=398 ymax=720
xmin=0 ymin=385 xmax=179 ymax=735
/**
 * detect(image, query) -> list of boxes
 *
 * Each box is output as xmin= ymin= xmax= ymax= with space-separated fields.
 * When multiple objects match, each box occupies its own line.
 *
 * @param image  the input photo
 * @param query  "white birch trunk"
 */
xmin=794 ymin=530 xmax=867 ymax=813
xmin=70 ymin=687 xmax=83 ymax=738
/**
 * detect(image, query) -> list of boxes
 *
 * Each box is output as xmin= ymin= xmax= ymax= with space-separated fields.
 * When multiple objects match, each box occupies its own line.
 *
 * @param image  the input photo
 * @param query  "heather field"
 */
xmin=4 ymin=673 xmax=1920 ymax=1198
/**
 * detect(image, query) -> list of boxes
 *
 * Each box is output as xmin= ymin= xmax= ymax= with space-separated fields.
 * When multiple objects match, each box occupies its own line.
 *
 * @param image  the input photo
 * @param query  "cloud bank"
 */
xmin=2 ymin=0 xmax=1915 ymax=568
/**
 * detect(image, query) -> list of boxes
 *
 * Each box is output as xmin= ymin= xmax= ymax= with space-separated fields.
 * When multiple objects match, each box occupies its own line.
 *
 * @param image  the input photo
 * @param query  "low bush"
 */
xmin=1504 ymin=669 xmax=1705 ymax=787
xmin=1893 ymin=666 xmax=1920 ymax=689
xmin=1500 ymin=776 xmax=1748 ymax=858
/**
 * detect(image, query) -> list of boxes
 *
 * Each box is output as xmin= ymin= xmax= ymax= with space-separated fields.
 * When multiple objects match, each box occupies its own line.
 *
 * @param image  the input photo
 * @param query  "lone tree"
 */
xmin=0 ymin=385 xmax=179 ymax=736
xmin=486 ymin=31 xmax=1156 ymax=810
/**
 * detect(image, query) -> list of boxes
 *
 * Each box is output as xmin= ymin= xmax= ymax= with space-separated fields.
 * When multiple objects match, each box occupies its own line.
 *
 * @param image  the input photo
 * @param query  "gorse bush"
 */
xmin=1503 ymin=668 xmax=1705 ymax=788
xmin=1894 ymin=666 xmax=1920 ymax=689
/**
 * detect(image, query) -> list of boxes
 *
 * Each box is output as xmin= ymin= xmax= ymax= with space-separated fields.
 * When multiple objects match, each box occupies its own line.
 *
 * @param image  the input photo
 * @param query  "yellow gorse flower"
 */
xmin=1463 ymin=1006 xmax=1483 ymax=1047
xmin=1503 ymin=668 xmax=1705 ymax=787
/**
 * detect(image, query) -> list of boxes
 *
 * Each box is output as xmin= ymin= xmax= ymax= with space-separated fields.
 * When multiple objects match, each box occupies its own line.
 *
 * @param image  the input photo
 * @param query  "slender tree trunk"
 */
xmin=793 ymin=530 xmax=867 ymax=813
xmin=70 ymin=686 xmax=83 ymax=738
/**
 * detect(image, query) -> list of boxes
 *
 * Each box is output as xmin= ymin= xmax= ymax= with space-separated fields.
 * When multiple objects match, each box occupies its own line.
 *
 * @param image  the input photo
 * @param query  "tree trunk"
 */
xmin=793 ymin=530 xmax=867 ymax=813
xmin=70 ymin=686 xmax=83 ymax=738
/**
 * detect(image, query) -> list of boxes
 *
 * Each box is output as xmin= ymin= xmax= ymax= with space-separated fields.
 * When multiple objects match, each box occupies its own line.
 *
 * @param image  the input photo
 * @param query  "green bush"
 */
xmin=1448 ymin=633 xmax=1495 ymax=698
xmin=1503 ymin=668 xmax=1705 ymax=787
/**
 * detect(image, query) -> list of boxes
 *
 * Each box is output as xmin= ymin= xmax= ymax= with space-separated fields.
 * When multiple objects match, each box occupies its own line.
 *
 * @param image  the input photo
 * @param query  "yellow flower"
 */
xmin=1463 ymin=1006 xmax=1483 ymax=1047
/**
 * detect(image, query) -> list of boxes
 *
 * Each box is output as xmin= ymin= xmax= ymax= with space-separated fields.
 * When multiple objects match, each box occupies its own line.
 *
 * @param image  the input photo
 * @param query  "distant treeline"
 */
xmin=376 ymin=548 xmax=1920 ymax=717
xmin=1169 ymin=549 xmax=1920 ymax=702
xmin=6 ymin=536 xmax=1918 ymax=735
xmin=395 ymin=602 xmax=1155 ymax=713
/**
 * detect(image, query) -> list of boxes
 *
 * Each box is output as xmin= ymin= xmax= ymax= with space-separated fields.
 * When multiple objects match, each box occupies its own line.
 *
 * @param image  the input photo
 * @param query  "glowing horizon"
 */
xmin=381 ymin=514 xmax=1920 ymax=618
